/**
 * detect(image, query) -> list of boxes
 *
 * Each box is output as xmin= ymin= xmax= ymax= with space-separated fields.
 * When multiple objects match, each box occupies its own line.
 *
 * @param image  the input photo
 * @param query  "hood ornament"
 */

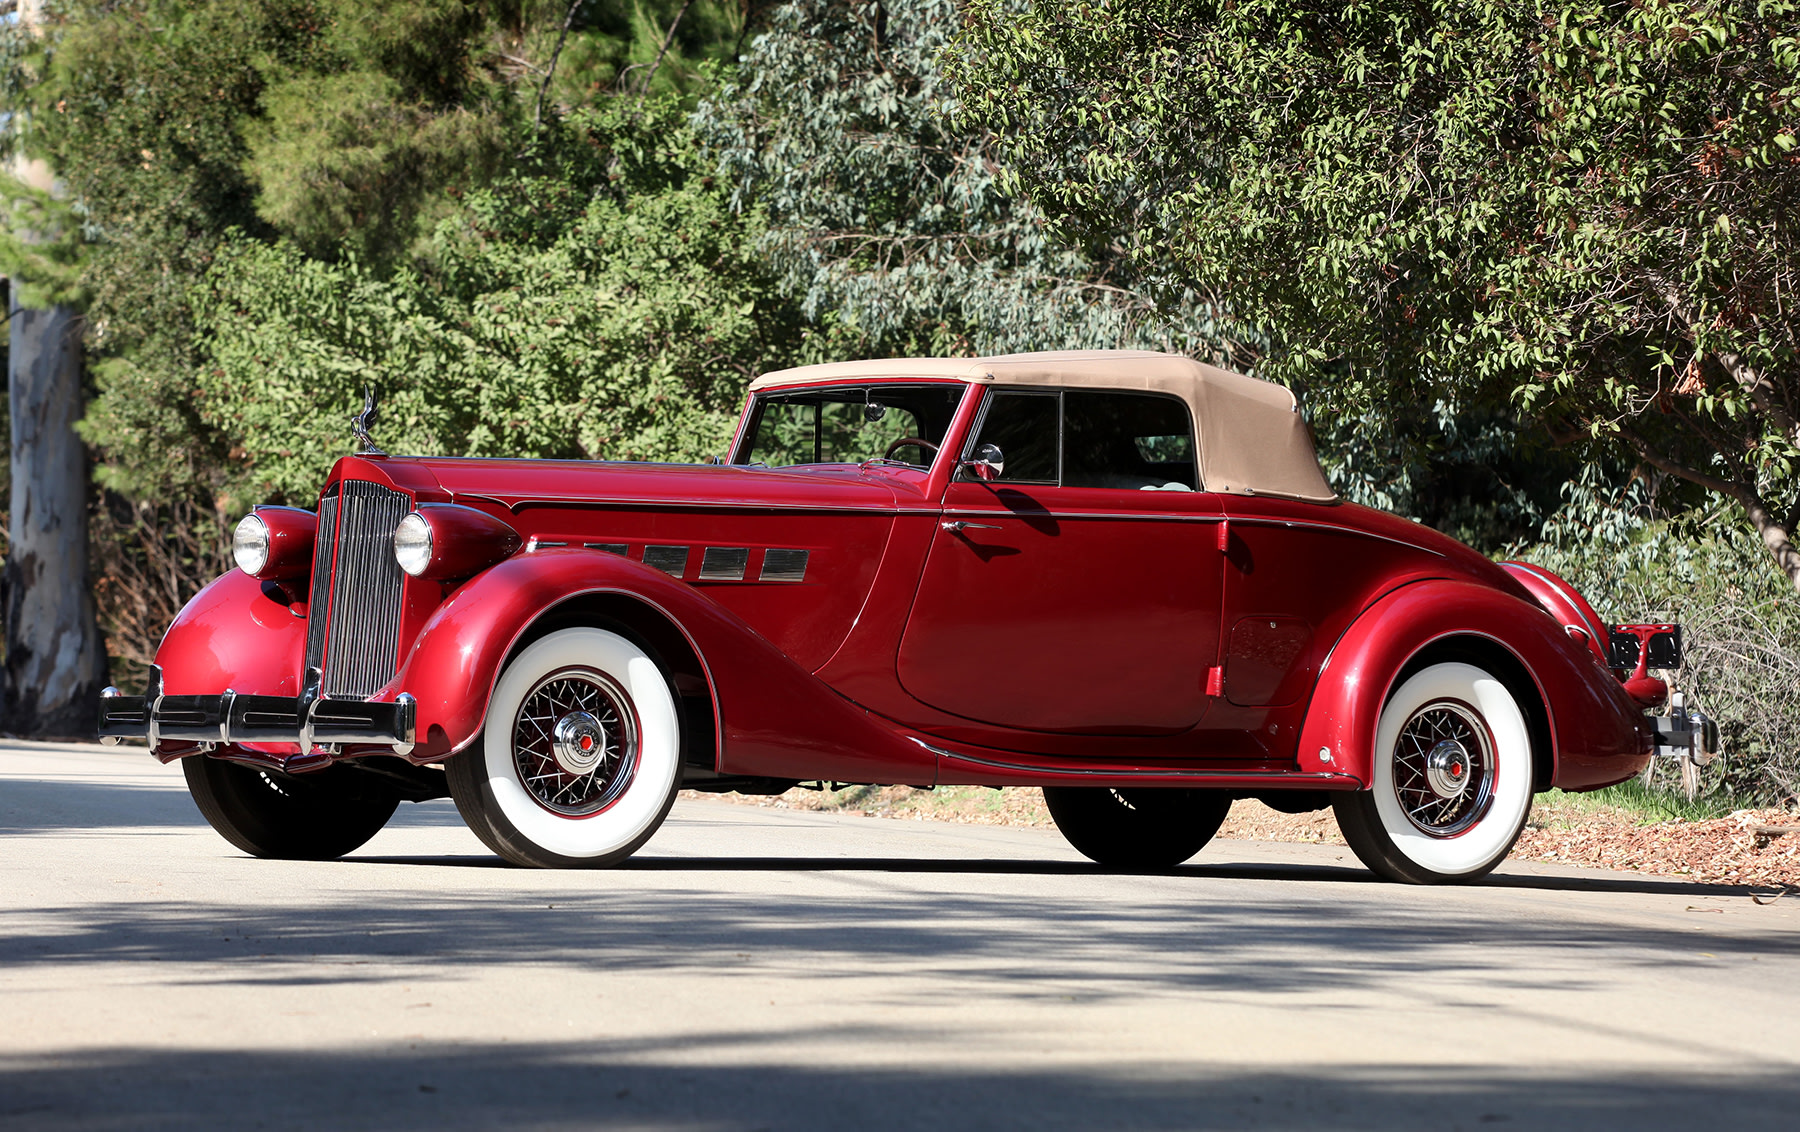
xmin=351 ymin=385 xmax=386 ymax=456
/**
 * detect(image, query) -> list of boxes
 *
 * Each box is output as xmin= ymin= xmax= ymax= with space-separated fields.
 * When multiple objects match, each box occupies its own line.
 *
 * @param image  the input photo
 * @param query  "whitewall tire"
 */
xmin=1332 ymin=662 xmax=1534 ymax=884
xmin=447 ymin=627 xmax=682 ymax=868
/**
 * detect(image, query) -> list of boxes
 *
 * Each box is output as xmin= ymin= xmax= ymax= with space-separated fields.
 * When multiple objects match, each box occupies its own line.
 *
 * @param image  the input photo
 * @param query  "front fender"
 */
xmin=1294 ymin=580 xmax=1652 ymax=791
xmin=394 ymin=548 xmax=936 ymax=785
xmin=154 ymin=569 xmax=308 ymax=698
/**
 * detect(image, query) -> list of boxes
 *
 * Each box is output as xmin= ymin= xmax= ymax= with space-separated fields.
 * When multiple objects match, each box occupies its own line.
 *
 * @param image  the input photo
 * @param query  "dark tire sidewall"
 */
xmin=183 ymin=756 xmax=399 ymax=860
xmin=1043 ymin=786 xmax=1232 ymax=869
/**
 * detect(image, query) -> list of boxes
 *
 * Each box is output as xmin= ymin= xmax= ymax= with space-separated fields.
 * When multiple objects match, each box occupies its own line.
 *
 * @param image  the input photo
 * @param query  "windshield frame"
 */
xmin=729 ymin=379 xmax=972 ymax=471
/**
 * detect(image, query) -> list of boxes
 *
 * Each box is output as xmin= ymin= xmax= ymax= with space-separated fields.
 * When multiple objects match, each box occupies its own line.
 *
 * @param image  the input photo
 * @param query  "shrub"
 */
xmin=1513 ymin=494 xmax=1800 ymax=807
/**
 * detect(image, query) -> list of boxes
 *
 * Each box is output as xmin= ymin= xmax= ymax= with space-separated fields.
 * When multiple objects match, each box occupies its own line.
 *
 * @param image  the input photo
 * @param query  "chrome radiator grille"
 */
xmin=303 ymin=480 xmax=412 ymax=699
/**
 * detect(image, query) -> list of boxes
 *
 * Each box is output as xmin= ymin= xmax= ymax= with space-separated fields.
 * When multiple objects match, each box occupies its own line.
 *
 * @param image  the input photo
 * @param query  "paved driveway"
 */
xmin=2 ymin=742 xmax=1795 ymax=1130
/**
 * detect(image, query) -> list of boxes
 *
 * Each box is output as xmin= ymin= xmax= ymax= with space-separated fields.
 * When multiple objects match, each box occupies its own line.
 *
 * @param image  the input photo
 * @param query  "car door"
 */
xmin=896 ymin=388 xmax=1226 ymax=735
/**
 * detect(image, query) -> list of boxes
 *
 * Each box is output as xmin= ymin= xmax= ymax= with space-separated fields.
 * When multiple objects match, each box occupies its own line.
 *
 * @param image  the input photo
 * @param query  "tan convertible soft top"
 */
xmin=748 ymin=350 xmax=1337 ymax=503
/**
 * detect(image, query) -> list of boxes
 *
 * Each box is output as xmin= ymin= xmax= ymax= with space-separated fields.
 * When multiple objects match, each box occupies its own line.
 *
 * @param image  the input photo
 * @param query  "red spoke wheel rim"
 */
xmin=510 ymin=667 xmax=639 ymax=816
xmin=1391 ymin=699 xmax=1496 ymax=838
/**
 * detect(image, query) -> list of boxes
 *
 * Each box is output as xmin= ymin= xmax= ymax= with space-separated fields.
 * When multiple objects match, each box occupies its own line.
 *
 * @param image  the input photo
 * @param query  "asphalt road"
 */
xmin=1 ymin=741 xmax=1796 ymax=1131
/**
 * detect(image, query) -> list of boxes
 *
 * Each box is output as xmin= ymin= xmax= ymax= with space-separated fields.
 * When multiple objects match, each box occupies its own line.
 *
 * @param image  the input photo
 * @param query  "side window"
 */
xmin=970 ymin=392 xmax=1058 ymax=483
xmin=1062 ymin=392 xmax=1197 ymax=491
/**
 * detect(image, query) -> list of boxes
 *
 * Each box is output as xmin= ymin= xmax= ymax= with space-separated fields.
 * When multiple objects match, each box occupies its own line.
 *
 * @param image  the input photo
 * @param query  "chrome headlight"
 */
xmin=233 ymin=513 xmax=270 ymax=576
xmin=393 ymin=512 xmax=434 ymax=577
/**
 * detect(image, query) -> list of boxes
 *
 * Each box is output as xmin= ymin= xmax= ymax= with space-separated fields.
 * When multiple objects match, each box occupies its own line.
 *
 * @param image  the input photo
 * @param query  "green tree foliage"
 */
xmin=1317 ymin=401 xmax=1605 ymax=551
xmin=4 ymin=0 xmax=755 ymax=504
xmin=948 ymin=0 xmax=1800 ymax=590
xmin=0 ymin=0 xmax=754 ymax=665
xmin=195 ymin=99 xmax=795 ymax=502
xmin=241 ymin=2 xmax=520 ymax=266
xmin=695 ymin=0 xmax=1247 ymax=362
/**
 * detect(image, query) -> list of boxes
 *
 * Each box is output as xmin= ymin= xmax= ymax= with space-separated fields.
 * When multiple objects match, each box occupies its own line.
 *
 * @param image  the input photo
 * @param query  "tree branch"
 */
xmin=1616 ymin=422 xmax=1743 ymax=498
xmin=639 ymin=0 xmax=695 ymax=99
xmin=1716 ymin=350 xmax=1800 ymax=449
xmin=533 ymin=0 xmax=586 ymax=134
xmin=1618 ymin=423 xmax=1800 ymax=593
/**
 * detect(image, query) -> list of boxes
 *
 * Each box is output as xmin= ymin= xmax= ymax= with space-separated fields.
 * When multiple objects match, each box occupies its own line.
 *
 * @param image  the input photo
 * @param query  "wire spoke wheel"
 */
xmin=1390 ymin=701 xmax=1494 ymax=837
xmin=511 ymin=668 xmax=638 ymax=816
xmin=1333 ymin=661 xmax=1534 ymax=884
xmin=447 ymin=627 xmax=682 ymax=869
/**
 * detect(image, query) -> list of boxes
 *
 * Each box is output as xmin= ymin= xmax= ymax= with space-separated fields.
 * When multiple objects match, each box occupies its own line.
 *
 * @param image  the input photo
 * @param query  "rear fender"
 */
xmin=396 ymin=548 xmax=936 ymax=785
xmin=1500 ymin=561 xmax=1611 ymax=666
xmin=1295 ymin=580 xmax=1651 ymax=792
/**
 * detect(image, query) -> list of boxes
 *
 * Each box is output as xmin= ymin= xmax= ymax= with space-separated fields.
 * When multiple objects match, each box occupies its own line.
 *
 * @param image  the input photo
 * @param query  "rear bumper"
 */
xmin=1651 ymin=701 xmax=1719 ymax=764
xmin=99 ymin=664 xmax=416 ymax=756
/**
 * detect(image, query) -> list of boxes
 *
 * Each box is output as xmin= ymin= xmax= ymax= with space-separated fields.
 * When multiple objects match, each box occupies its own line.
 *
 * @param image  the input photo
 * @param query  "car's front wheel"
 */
xmin=446 ymin=627 xmax=682 ymax=868
xmin=183 ymin=756 xmax=399 ymax=859
xmin=1332 ymin=661 xmax=1534 ymax=884
xmin=1043 ymin=786 xmax=1233 ymax=868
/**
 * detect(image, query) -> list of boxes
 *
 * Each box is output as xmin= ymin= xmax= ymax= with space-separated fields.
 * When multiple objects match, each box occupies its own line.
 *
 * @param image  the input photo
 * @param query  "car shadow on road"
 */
xmin=348 ymin=852 xmax=1378 ymax=884
xmin=1473 ymin=870 xmax=1770 ymax=899
xmin=347 ymin=851 xmax=1770 ymax=898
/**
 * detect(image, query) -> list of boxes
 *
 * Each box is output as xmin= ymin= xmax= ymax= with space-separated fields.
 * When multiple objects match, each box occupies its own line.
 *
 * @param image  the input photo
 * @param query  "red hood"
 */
xmin=324 ymin=454 xmax=918 ymax=514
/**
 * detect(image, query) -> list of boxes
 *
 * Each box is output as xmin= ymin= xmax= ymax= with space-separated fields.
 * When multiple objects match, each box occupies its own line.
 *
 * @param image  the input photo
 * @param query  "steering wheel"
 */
xmin=882 ymin=437 xmax=939 ymax=464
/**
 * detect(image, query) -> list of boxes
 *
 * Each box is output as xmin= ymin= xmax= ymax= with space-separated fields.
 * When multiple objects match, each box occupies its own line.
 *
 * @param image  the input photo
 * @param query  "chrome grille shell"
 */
xmin=303 ymin=480 xmax=412 ymax=699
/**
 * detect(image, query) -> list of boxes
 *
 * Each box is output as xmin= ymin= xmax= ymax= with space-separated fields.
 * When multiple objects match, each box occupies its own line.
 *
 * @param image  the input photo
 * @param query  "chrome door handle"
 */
xmin=941 ymin=520 xmax=1002 ymax=533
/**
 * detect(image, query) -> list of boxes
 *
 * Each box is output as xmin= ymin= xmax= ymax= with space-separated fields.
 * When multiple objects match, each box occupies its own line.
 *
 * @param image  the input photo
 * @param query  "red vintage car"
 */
xmin=101 ymin=351 xmax=1707 ymax=883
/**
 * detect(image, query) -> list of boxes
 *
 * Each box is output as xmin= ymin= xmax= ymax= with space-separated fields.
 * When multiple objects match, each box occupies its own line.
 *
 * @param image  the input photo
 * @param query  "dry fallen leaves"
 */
xmin=684 ymin=786 xmax=1799 ymax=888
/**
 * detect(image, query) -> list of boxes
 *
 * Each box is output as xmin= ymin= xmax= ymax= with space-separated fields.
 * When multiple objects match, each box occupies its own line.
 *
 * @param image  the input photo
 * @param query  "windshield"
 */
xmin=737 ymin=383 xmax=967 ymax=468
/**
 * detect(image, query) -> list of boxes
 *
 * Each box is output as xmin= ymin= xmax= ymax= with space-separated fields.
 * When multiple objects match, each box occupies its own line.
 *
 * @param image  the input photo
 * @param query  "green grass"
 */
xmin=1538 ymin=778 xmax=1746 ymax=824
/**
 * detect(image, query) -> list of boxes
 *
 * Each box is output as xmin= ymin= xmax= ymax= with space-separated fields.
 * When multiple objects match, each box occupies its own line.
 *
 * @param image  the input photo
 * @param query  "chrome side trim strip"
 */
xmin=941 ymin=508 xmax=1224 ymax=524
xmin=906 ymin=736 xmax=1350 ymax=782
xmin=1221 ymin=514 xmax=1446 ymax=556
xmin=936 ymin=507 xmax=1441 ymax=554
xmin=469 ymin=492 xmax=941 ymax=517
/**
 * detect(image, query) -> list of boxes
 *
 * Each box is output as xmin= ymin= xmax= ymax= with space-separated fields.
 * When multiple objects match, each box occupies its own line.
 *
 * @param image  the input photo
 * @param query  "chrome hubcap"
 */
xmin=1393 ymin=701 xmax=1494 ymax=837
xmin=551 ymin=711 xmax=607 ymax=776
xmin=512 ymin=668 xmax=637 ymax=816
xmin=1425 ymin=739 xmax=1472 ymax=799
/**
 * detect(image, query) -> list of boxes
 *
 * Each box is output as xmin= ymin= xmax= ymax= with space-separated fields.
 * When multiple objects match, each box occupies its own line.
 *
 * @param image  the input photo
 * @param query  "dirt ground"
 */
xmin=680 ymin=783 xmax=1800 ymax=891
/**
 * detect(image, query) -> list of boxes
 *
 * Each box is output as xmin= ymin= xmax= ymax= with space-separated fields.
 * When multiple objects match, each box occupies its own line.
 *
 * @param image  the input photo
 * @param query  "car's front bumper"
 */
xmin=99 ymin=664 xmax=416 ymax=756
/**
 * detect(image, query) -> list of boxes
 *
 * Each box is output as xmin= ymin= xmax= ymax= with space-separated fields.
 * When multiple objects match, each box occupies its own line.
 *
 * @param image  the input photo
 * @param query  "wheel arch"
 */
xmin=395 ymin=548 xmax=935 ymax=785
xmin=505 ymin=591 xmax=721 ymax=776
xmin=1294 ymin=579 xmax=1603 ymax=790
xmin=1390 ymin=635 xmax=1555 ymax=793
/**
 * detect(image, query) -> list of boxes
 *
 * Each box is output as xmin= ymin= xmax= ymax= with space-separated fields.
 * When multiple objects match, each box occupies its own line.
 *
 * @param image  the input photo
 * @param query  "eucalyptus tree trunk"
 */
xmin=2 ymin=292 xmax=105 ymax=736
xmin=1 ymin=0 xmax=108 ymax=735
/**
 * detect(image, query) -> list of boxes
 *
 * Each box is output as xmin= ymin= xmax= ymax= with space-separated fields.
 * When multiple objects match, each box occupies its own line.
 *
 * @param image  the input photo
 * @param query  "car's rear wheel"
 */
xmin=183 ymin=756 xmax=399 ymax=859
xmin=447 ymin=627 xmax=682 ymax=868
xmin=1332 ymin=661 xmax=1534 ymax=884
xmin=1043 ymin=786 xmax=1233 ymax=868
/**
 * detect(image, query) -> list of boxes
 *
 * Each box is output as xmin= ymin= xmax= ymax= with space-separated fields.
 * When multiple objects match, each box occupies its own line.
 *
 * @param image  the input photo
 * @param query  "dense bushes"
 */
xmin=1516 ymin=502 xmax=1800 ymax=806
xmin=195 ymin=100 xmax=793 ymax=504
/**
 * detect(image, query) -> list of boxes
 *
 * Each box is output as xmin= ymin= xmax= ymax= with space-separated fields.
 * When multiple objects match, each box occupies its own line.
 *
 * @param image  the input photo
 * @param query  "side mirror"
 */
xmin=962 ymin=442 xmax=1004 ymax=483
